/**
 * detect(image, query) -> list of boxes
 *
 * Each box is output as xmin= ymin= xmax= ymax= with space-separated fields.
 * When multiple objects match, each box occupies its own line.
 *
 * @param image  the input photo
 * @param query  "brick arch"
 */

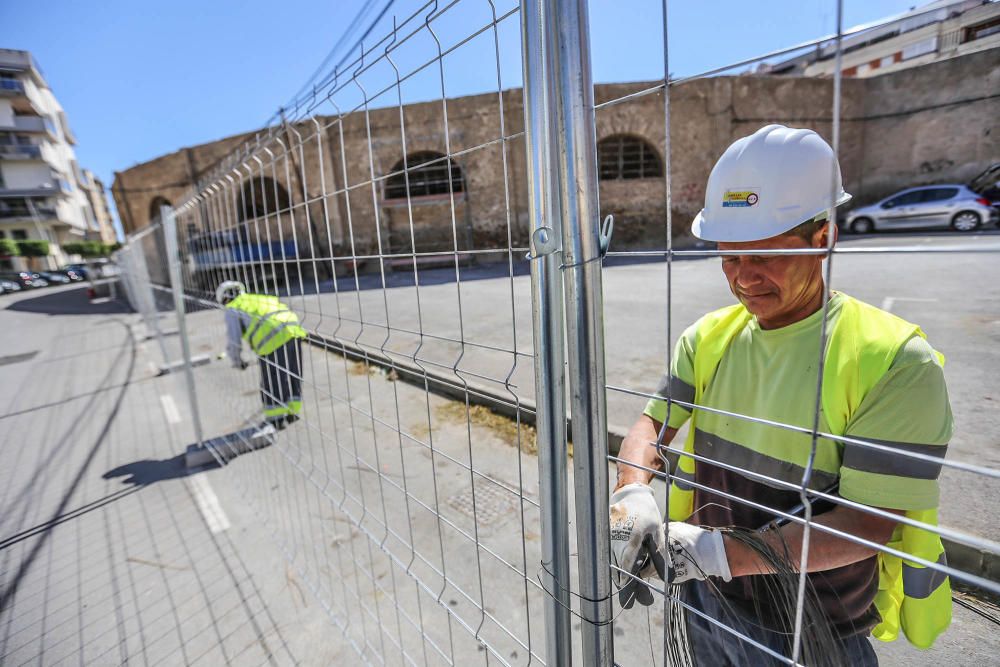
xmin=597 ymin=134 xmax=663 ymax=180
xmin=148 ymin=196 xmax=172 ymax=221
xmin=237 ymin=176 xmax=292 ymax=223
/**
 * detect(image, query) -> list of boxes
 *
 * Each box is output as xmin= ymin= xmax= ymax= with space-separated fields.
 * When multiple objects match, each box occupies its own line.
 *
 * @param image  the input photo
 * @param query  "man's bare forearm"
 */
xmin=724 ymin=504 xmax=901 ymax=577
xmin=615 ymin=414 xmax=676 ymax=491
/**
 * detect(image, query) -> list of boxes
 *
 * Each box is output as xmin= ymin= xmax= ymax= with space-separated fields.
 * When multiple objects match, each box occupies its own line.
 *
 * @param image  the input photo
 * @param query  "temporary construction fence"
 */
xmin=114 ymin=0 xmax=1000 ymax=665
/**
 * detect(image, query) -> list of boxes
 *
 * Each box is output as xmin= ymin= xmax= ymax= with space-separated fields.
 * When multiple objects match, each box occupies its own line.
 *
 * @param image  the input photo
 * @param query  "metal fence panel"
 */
xmin=110 ymin=0 xmax=1000 ymax=665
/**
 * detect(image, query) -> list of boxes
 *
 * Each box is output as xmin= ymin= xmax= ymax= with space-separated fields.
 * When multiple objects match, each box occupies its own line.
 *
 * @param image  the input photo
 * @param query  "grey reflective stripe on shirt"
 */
xmin=671 ymin=467 xmax=696 ymax=491
xmin=653 ymin=374 xmax=696 ymax=406
xmin=902 ymin=553 xmax=948 ymax=599
xmin=693 ymin=428 xmax=840 ymax=491
xmin=842 ymin=438 xmax=947 ymax=480
xmin=245 ymin=309 xmax=288 ymax=346
xmin=254 ymin=320 xmax=296 ymax=353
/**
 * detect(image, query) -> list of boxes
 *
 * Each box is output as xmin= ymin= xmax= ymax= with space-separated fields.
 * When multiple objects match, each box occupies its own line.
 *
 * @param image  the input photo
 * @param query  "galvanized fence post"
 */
xmin=521 ymin=0 xmax=573 ymax=664
xmin=161 ymin=204 xmax=206 ymax=448
xmin=546 ymin=0 xmax=614 ymax=662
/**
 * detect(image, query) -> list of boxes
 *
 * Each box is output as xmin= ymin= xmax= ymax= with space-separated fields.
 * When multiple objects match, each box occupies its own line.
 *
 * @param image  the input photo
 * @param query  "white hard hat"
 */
xmin=215 ymin=280 xmax=245 ymax=304
xmin=691 ymin=124 xmax=851 ymax=242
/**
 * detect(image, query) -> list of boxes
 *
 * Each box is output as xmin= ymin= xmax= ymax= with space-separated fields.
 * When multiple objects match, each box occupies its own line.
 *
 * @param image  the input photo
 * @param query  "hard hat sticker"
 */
xmin=722 ymin=189 xmax=759 ymax=208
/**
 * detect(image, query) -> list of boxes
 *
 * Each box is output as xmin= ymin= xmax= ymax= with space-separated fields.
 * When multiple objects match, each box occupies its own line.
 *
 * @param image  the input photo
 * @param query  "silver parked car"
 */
xmin=844 ymin=184 xmax=998 ymax=234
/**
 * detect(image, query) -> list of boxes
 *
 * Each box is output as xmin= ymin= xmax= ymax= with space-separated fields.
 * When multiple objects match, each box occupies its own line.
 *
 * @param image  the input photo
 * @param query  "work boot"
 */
xmin=284 ymin=414 xmax=300 ymax=427
xmin=253 ymin=421 xmax=279 ymax=440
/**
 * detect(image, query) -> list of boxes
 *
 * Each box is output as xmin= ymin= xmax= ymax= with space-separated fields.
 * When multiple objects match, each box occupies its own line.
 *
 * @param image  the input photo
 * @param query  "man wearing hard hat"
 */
xmin=610 ymin=125 xmax=953 ymax=664
xmin=216 ymin=280 xmax=307 ymax=428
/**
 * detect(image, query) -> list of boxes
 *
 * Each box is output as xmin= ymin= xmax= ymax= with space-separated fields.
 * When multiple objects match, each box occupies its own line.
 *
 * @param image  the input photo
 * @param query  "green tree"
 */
xmin=64 ymin=240 xmax=118 ymax=258
xmin=0 ymin=238 xmax=17 ymax=257
xmin=15 ymin=239 xmax=50 ymax=271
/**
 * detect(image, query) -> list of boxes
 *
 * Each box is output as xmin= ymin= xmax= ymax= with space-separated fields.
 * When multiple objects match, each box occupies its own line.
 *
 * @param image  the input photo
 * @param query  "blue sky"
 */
xmin=1 ymin=0 xmax=921 ymax=236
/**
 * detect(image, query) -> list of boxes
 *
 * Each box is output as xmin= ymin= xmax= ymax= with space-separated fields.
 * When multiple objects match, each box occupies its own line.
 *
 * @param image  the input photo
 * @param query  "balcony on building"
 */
xmin=0 ymin=180 xmax=72 ymax=198
xmin=0 ymin=197 xmax=57 ymax=221
xmin=0 ymin=78 xmax=25 ymax=96
xmin=0 ymin=114 xmax=59 ymax=139
xmin=0 ymin=144 xmax=42 ymax=160
xmin=0 ymin=49 xmax=38 ymax=72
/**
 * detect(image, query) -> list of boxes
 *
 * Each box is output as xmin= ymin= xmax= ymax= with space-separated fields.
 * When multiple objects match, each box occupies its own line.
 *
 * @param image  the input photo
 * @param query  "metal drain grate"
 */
xmin=447 ymin=480 xmax=520 ymax=525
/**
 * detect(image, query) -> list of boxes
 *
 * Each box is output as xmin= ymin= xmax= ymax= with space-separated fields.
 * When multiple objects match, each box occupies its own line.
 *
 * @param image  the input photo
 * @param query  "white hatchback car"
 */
xmin=844 ymin=184 xmax=998 ymax=233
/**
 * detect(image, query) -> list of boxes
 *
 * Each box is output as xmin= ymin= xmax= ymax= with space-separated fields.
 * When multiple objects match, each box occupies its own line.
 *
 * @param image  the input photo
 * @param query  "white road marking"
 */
xmin=159 ymin=394 xmax=182 ymax=424
xmin=187 ymin=474 xmax=231 ymax=534
xmin=880 ymin=296 xmax=938 ymax=313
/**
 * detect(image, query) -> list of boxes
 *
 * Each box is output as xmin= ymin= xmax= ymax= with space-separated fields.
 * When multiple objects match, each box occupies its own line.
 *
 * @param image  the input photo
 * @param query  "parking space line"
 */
xmin=187 ymin=474 xmax=230 ymax=534
xmin=159 ymin=393 xmax=181 ymax=424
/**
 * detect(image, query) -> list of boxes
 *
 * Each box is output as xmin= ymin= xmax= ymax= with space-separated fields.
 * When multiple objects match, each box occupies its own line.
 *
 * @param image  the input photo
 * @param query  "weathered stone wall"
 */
xmin=113 ymin=49 xmax=998 ymax=261
xmin=853 ymin=48 xmax=1000 ymax=204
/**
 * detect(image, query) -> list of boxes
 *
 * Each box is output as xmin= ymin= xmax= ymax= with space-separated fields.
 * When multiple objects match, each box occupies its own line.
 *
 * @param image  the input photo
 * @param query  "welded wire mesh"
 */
xmin=602 ymin=1 xmax=1000 ymax=666
xmin=109 ymin=0 xmax=1000 ymax=665
xmin=133 ymin=2 xmax=559 ymax=664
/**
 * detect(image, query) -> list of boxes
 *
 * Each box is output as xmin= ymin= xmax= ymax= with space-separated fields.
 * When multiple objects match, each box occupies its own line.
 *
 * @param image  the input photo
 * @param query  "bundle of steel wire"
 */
xmin=662 ymin=526 xmax=846 ymax=667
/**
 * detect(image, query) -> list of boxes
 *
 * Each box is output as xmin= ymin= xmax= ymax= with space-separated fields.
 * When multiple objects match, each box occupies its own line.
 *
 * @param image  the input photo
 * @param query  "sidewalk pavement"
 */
xmin=0 ymin=285 xmax=346 ymax=665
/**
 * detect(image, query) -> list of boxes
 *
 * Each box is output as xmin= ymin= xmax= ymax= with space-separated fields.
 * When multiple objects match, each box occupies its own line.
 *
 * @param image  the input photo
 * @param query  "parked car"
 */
xmin=844 ymin=184 xmax=999 ymax=234
xmin=0 ymin=278 xmax=21 ymax=294
xmin=25 ymin=272 xmax=49 ymax=287
xmin=36 ymin=271 xmax=72 ymax=285
xmin=49 ymin=268 xmax=85 ymax=281
xmin=0 ymin=271 xmax=46 ymax=288
xmin=60 ymin=263 xmax=90 ymax=279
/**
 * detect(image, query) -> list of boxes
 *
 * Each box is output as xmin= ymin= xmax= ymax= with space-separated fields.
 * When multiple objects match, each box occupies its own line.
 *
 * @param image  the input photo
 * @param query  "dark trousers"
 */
xmin=259 ymin=339 xmax=302 ymax=421
xmin=682 ymin=580 xmax=878 ymax=666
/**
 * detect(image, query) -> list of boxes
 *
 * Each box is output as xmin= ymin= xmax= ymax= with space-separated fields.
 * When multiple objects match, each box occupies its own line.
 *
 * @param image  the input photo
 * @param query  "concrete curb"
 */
xmin=943 ymin=539 xmax=1000 ymax=587
xmin=304 ymin=332 xmax=630 ymax=454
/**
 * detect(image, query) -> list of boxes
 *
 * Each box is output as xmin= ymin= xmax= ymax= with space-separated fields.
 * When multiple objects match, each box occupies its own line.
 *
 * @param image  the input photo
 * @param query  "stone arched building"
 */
xmin=112 ymin=49 xmax=998 ymax=278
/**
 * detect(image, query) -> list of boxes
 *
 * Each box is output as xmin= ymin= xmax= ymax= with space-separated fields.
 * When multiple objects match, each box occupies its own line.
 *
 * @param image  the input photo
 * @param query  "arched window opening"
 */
xmin=385 ymin=151 xmax=464 ymax=200
xmin=597 ymin=135 xmax=662 ymax=180
xmin=149 ymin=196 xmax=171 ymax=222
xmin=238 ymin=177 xmax=291 ymax=222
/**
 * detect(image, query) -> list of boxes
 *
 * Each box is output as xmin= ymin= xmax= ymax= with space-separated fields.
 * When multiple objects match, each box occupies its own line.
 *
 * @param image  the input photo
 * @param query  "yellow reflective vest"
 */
xmin=227 ymin=293 xmax=306 ymax=357
xmin=667 ymin=294 xmax=951 ymax=649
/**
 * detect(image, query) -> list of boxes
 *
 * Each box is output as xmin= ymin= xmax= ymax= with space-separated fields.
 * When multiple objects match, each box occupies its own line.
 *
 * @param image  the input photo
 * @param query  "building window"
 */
xmin=385 ymin=152 xmax=464 ymax=200
xmin=902 ymin=37 xmax=938 ymax=60
xmin=964 ymin=17 xmax=1000 ymax=42
xmin=12 ymin=229 xmax=28 ymax=240
xmin=598 ymin=135 xmax=663 ymax=180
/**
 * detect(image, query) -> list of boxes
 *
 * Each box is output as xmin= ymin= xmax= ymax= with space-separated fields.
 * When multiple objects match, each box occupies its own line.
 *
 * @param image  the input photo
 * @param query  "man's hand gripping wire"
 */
xmin=612 ymin=483 xmax=734 ymax=609
xmin=610 ymin=483 xmax=666 ymax=608
xmin=666 ymin=521 xmax=732 ymax=584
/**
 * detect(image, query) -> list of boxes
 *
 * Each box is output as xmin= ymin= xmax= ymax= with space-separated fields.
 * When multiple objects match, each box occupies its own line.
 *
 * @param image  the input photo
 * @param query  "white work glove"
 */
xmin=610 ymin=483 xmax=666 ymax=608
xmin=666 ymin=521 xmax=732 ymax=584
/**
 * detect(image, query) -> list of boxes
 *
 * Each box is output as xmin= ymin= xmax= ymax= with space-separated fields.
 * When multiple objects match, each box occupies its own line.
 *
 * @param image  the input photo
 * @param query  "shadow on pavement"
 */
xmin=103 ymin=425 xmax=277 ymax=487
xmin=5 ymin=285 xmax=132 ymax=316
xmin=103 ymin=453 xmax=201 ymax=486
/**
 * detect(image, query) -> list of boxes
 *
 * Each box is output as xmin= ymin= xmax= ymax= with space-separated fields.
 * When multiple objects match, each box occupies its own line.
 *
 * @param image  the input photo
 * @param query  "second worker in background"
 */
xmin=216 ymin=280 xmax=307 ymax=429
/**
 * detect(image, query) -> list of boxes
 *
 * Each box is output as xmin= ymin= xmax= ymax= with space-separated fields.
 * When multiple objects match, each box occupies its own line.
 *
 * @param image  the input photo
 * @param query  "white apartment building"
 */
xmin=767 ymin=0 xmax=1000 ymax=78
xmin=0 ymin=49 xmax=95 ymax=271
xmin=80 ymin=169 xmax=117 ymax=245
